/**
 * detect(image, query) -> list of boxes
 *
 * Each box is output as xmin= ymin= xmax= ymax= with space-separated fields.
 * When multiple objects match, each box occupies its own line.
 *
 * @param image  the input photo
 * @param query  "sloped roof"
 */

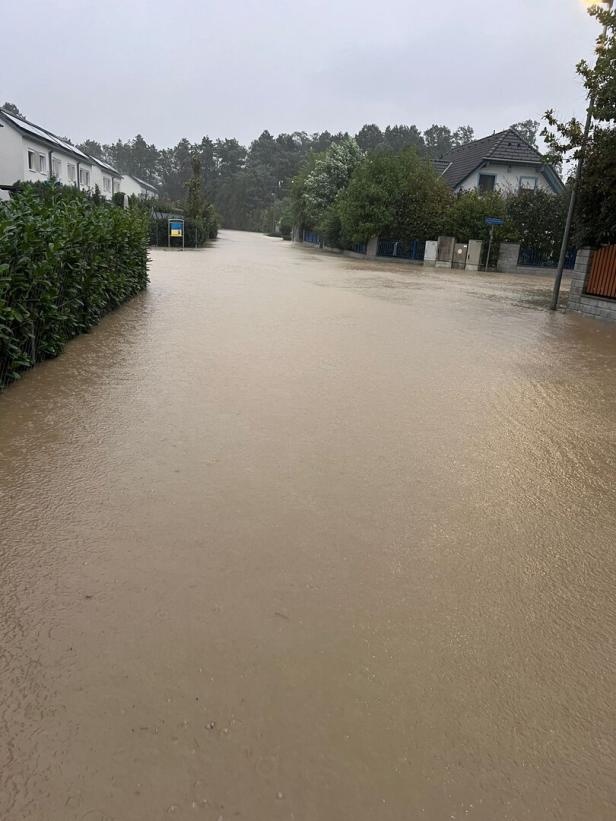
xmin=432 ymin=158 xmax=451 ymax=175
xmin=434 ymin=129 xmax=564 ymax=193
xmin=127 ymin=174 xmax=157 ymax=192
xmin=90 ymin=155 xmax=121 ymax=176
xmin=0 ymin=108 xmax=124 ymax=176
xmin=0 ymin=109 xmax=92 ymax=163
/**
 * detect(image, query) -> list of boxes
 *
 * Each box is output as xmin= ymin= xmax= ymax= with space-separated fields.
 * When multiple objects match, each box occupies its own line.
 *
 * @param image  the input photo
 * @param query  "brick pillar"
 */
xmin=567 ymin=248 xmax=593 ymax=312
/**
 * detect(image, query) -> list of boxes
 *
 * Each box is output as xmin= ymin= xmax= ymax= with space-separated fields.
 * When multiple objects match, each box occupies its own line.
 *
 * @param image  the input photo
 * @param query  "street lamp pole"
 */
xmin=550 ymin=0 xmax=613 ymax=310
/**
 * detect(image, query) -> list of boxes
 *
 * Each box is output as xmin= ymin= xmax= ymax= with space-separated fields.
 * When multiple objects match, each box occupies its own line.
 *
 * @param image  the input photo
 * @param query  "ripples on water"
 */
xmin=1 ymin=233 xmax=616 ymax=820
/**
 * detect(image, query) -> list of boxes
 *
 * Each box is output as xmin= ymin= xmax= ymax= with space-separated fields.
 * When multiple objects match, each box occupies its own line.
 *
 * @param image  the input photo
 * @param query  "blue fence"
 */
xmin=377 ymin=239 xmax=426 ymax=261
xmin=352 ymin=242 xmax=367 ymax=255
xmin=518 ymin=247 xmax=576 ymax=270
xmin=303 ymin=230 xmax=321 ymax=245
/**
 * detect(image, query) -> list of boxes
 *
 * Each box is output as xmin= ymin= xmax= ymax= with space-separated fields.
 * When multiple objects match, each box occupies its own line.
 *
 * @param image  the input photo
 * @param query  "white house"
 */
xmin=90 ymin=156 xmax=122 ymax=198
xmin=0 ymin=108 xmax=98 ymax=199
xmin=433 ymin=129 xmax=564 ymax=195
xmin=0 ymin=108 xmax=139 ymax=201
xmin=120 ymin=174 xmax=157 ymax=199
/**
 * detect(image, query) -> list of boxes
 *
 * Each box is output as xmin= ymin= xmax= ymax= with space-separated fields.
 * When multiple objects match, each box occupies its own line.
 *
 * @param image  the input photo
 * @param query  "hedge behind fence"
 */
xmin=0 ymin=182 xmax=149 ymax=389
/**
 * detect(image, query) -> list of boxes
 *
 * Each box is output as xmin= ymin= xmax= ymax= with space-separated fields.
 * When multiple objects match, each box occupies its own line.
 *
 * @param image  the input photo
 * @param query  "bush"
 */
xmin=337 ymin=149 xmax=451 ymax=243
xmin=149 ymin=212 xmax=218 ymax=248
xmin=0 ymin=181 xmax=149 ymax=389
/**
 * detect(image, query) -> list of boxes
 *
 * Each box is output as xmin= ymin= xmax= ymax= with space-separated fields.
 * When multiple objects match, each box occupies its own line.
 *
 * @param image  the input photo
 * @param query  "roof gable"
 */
xmin=0 ymin=109 xmax=92 ymax=163
xmin=435 ymin=129 xmax=563 ymax=193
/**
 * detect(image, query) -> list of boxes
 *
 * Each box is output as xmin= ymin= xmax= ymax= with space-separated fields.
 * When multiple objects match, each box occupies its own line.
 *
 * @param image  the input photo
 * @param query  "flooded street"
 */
xmin=2 ymin=230 xmax=616 ymax=820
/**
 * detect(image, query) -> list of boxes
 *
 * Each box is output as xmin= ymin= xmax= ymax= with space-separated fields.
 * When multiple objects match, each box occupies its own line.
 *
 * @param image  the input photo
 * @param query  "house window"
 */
xmin=28 ymin=150 xmax=36 ymax=171
xmin=79 ymin=169 xmax=90 ymax=186
xmin=52 ymin=157 xmax=61 ymax=177
xmin=67 ymin=164 xmax=76 ymax=182
xmin=38 ymin=154 xmax=47 ymax=173
xmin=112 ymin=179 xmax=120 ymax=194
xmin=478 ymin=173 xmax=496 ymax=193
xmin=519 ymin=176 xmax=537 ymax=191
xmin=103 ymin=176 xmax=111 ymax=192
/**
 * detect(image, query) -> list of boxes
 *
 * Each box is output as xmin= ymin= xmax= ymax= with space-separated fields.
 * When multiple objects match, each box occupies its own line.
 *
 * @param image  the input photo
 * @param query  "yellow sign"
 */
xmin=171 ymin=229 xmax=182 ymax=237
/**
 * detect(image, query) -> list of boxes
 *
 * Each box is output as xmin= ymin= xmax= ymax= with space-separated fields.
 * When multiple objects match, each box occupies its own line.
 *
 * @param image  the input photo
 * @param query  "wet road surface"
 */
xmin=1 ymin=230 xmax=616 ymax=820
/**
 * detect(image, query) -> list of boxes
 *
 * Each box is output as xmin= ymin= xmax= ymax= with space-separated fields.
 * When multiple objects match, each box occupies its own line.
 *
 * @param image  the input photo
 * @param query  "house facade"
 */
xmin=120 ymin=174 xmax=157 ymax=199
xmin=90 ymin=156 xmax=122 ymax=198
xmin=434 ymin=129 xmax=564 ymax=195
xmin=0 ymin=108 xmax=135 ymax=201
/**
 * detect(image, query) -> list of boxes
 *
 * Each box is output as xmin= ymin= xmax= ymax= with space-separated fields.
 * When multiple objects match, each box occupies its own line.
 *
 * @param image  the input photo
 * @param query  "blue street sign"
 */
xmin=485 ymin=217 xmax=504 ymax=225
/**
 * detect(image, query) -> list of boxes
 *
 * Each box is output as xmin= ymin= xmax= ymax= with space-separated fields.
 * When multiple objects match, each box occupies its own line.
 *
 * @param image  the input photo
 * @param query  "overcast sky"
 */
xmin=1 ymin=0 xmax=602 ymax=148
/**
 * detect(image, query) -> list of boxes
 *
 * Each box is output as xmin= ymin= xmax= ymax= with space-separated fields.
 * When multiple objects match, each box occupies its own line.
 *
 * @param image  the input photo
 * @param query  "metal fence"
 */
xmin=377 ymin=239 xmax=426 ymax=261
xmin=518 ymin=247 xmax=576 ymax=270
xmin=303 ymin=230 xmax=321 ymax=245
xmin=352 ymin=242 xmax=367 ymax=255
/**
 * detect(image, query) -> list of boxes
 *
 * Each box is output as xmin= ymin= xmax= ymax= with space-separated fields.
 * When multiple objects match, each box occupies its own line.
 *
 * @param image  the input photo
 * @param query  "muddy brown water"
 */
xmin=1 ymin=231 xmax=616 ymax=821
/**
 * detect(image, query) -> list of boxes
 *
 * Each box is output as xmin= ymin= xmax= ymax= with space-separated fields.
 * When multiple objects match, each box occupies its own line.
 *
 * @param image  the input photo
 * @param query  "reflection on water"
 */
xmin=1 ymin=232 xmax=616 ymax=820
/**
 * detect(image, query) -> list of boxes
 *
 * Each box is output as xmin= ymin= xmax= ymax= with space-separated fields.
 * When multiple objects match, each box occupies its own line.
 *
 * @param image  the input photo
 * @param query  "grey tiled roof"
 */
xmin=432 ymin=158 xmax=451 ymax=175
xmin=433 ymin=129 xmax=563 ymax=192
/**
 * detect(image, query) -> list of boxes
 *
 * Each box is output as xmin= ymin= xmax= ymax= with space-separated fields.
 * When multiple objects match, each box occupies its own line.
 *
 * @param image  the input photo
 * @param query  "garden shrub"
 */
xmin=0 ymin=181 xmax=149 ymax=389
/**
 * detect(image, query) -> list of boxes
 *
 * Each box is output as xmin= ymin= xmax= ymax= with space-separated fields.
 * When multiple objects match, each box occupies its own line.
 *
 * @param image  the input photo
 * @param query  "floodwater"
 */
xmin=1 ymin=231 xmax=616 ymax=821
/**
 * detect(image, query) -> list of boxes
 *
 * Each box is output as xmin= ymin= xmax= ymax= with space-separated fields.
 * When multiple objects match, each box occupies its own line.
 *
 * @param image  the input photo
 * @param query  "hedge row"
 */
xmin=0 ymin=182 xmax=149 ymax=389
xmin=149 ymin=216 xmax=218 ymax=248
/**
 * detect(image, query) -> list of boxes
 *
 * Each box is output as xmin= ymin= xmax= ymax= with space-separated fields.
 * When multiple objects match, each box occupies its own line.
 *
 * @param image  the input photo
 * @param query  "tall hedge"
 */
xmin=0 ymin=182 xmax=149 ymax=389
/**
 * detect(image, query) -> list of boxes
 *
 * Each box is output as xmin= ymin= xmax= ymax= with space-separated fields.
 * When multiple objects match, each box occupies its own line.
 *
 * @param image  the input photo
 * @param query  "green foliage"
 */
xmin=184 ymin=154 xmax=218 ymax=243
xmin=336 ymin=149 xmax=451 ymax=243
xmin=578 ymin=5 xmax=616 ymax=124
xmin=74 ymin=121 xmax=481 ymax=233
xmin=2 ymin=101 xmax=25 ymax=119
xmin=452 ymin=125 xmax=475 ymax=147
xmin=149 ymin=213 xmax=218 ymax=248
xmin=575 ymin=126 xmax=616 ymax=246
xmin=0 ymin=182 xmax=148 ymax=389
xmin=543 ymin=7 xmax=616 ymax=158
xmin=300 ymin=137 xmax=363 ymax=228
xmin=510 ymin=120 xmax=540 ymax=147
xmin=424 ymin=124 xmax=454 ymax=158
xmin=504 ymin=188 xmax=571 ymax=256
xmin=445 ymin=190 xmax=507 ymax=243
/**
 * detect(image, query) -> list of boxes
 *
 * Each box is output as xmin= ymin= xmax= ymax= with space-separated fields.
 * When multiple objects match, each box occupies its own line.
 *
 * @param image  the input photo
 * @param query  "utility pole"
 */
xmin=551 ymin=0 xmax=613 ymax=310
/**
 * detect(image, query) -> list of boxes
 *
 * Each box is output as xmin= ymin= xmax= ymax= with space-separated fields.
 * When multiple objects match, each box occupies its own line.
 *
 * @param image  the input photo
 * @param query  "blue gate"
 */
xmin=377 ymin=239 xmax=426 ymax=261
xmin=303 ymin=230 xmax=321 ymax=245
xmin=518 ymin=247 xmax=576 ymax=270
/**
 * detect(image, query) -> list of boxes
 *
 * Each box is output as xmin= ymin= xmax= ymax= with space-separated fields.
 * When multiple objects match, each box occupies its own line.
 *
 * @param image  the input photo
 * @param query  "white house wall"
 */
xmin=90 ymin=164 xmax=120 ymax=199
xmin=0 ymin=124 xmax=23 ymax=199
xmin=0 ymin=124 xmax=97 ymax=197
xmin=120 ymin=175 xmax=154 ymax=198
xmin=49 ymin=148 xmax=84 ymax=188
xmin=456 ymin=163 xmax=553 ymax=194
xmin=120 ymin=175 xmax=143 ymax=197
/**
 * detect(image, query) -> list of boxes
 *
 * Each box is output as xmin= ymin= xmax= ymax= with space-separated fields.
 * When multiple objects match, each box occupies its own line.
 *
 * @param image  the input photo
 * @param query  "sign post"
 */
xmin=168 ymin=218 xmax=185 ymax=251
xmin=484 ymin=217 xmax=504 ymax=271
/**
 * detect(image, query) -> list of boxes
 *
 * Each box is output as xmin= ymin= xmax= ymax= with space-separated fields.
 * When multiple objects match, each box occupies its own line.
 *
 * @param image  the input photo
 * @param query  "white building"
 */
xmin=0 ymin=108 xmax=140 ymax=201
xmin=90 ymin=156 xmax=122 ymax=198
xmin=120 ymin=174 xmax=158 ymax=199
xmin=433 ymin=129 xmax=564 ymax=195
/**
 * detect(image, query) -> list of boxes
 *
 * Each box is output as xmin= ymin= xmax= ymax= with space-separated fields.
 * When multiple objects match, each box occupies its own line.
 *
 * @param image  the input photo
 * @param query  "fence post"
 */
xmin=567 ymin=248 xmax=593 ymax=313
xmin=497 ymin=242 xmax=520 ymax=273
xmin=435 ymin=236 xmax=455 ymax=268
xmin=366 ymin=237 xmax=378 ymax=258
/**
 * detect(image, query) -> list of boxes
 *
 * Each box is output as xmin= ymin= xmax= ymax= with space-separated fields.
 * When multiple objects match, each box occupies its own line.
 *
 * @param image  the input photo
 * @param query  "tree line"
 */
xmin=284 ymin=135 xmax=570 ymax=265
xmin=1 ymin=102 xmax=539 ymax=234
